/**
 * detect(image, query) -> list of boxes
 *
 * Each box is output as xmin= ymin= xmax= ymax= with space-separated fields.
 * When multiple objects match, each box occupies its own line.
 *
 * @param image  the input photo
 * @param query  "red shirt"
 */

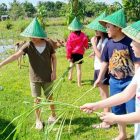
xmin=66 ymin=32 xmax=88 ymax=59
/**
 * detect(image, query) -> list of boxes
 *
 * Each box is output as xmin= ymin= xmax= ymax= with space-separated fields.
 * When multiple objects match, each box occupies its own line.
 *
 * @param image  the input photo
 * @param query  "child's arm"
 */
xmin=80 ymin=83 xmax=136 ymax=113
xmin=51 ymin=53 xmax=57 ymax=81
xmin=89 ymin=52 xmax=95 ymax=58
xmin=92 ymin=46 xmax=102 ymax=59
xmin=0 ymin=50 xmax=24 ymax=68
xmin=101 ymin=111 xmax=140 ymax=125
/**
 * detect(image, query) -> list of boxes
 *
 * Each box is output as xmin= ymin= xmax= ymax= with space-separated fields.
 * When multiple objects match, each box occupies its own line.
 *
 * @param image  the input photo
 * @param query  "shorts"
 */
xmin=109 ymin=76 xmax=135 ymax=115
xmin=30 ymin=82 xmax=53 ymax=98
xmin=71 ymin=53 xmax=83 ymax=64
xmin=94 ymin=70 xmax=109 ymax=85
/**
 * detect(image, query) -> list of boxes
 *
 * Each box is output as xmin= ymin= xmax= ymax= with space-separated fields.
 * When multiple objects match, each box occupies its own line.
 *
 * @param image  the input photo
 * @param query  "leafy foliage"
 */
xmin=122 ymin=0 xmax=140 ymax=22
xmin=0 ymin=3 xmax=7 ymax=17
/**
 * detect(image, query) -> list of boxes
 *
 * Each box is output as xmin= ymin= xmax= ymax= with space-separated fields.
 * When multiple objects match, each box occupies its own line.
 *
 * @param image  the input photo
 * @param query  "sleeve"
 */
xmin=101 ymin=42 xmax=109 ymax=62
xmin=49 ymin=42 xmax=56 ymax=54
xmin=101 ymin=38 xmax=108 ymax=52
xmin=83 ymin=35 xmax=88 ymax=49
xmin=21 ymin=42 xmax=30 ymax=54
xmin=66 ymin=35 xmax=72 ymax=59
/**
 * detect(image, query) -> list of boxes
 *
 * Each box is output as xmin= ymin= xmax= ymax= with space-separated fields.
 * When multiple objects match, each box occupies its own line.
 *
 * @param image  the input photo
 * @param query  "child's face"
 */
xmin=131 ymin=41 xmax=140 ymax=57
xmin=31 ymin=38 xmax=41 ymax=43
xmin=106 ymin=23 xmax=120 ymax=38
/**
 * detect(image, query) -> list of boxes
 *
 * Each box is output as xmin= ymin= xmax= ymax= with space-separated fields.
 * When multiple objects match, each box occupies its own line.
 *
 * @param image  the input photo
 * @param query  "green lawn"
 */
xmin=0 ymin=19 xmax=134 ymax=140
xmin=0 ymin=47 xmax=134 ymax=140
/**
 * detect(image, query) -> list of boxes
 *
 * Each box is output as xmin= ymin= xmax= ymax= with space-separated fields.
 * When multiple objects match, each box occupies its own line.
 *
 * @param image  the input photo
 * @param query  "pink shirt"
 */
xmin=66 ymin=32 xmax=88 ymax=59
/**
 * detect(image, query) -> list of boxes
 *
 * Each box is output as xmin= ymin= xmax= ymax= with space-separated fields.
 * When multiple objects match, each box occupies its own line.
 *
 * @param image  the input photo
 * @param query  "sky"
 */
xmin=0 ymin=0 xmax=122 ymax=6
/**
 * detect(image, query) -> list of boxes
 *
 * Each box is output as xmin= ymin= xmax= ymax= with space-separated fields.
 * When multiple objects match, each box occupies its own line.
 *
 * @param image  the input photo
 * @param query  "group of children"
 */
xmin=81 ymin=9 xmax=140 ymax=140
xmin=0 ymin=7 xmax=140 ymax=140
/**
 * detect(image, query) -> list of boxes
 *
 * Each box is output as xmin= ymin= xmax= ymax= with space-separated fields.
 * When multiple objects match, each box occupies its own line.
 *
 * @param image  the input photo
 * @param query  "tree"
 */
xmin=106 ymin=1 xmax=122 ymax=15
xmin=9 ymin=0 xmax=25 ymax=20
xmin=37 ymin=5 xmax=47 ymax=29
xmin=122 ymin=0 xmax=140 ymax=22
xmin=55 ymin=1 xmax=63 ymax=9
xmin=0 ymin=3 xmax=8 ymax=16
xmin=85 ymin=1 xmax=107 ymax=17
xmin=22 ymin=1 xmax=36 ymax=17
xmin=67 ymin=0 xmax=85 ymax=24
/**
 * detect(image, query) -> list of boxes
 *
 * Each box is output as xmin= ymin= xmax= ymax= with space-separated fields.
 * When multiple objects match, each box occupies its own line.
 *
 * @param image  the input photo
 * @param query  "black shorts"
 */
xmin=71 ymin=53 xmax=83 ymax=64
xmin=94 ymin=70 xmax=110 ymax=85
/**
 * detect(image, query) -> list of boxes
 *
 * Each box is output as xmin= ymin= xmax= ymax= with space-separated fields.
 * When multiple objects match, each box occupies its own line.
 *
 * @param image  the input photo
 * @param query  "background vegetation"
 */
xmin=0 ymin=0 xmax=140 ymax=22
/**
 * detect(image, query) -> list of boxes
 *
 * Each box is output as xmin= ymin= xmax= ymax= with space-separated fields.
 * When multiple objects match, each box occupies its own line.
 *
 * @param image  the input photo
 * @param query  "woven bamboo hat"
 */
xmin=20 ymin=17 xmax=47 ymax=38
xmin=122 ymin=20 xmax=140 ymax=43
xmin=87 ymin=12 xmax=107 ymax=32
xmin=99 ymin=9 xmax=126 ymax=29
xmin=68 ymin=17 xmax=83 ymax=31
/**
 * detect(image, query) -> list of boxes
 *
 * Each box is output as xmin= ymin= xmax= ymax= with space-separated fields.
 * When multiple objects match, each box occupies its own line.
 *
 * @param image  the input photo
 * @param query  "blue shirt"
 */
xmin=101 ymin=36 xmax=140 ymax=79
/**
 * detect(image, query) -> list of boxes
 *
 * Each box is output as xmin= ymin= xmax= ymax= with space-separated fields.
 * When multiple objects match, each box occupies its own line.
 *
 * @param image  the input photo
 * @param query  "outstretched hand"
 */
xmin=80 ymin=103 xmax=97 ymax=114
xmin=94 ymin=78 xmax=102 ymax=88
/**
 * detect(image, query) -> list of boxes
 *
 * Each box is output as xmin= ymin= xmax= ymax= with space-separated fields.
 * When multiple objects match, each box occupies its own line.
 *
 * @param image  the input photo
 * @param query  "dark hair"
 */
xmin=74 ymin=30 xmax=81 ymax=36
xmin=96 ymin=32 xmax=109 ymax=45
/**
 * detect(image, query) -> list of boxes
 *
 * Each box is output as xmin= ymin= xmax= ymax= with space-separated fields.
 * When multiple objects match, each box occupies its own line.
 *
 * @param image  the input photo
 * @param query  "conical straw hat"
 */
xmin=87 ymin=12 xmax=107 ymax=32
xmin=122 ymin=20 xmax=140 ymax=43
xmin=99 ymin=9 xmax=126 ymax=29
xmin=68 ymin=17 xmax=83 ymax=31
xmin=20 ymin=17 xmax=47 ymax=38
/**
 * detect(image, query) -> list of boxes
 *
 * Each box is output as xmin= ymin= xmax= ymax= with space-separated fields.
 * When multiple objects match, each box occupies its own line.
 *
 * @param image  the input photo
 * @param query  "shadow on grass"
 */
xmin=64 ymin=117 xmax=100 ymax=134
xmin=81 ymin=80 xmax=93 ymax=85
xmin=0 ymin=118 xmax=16 ymax=140
xmin=71 ymin=80 xmax=93 ymax=85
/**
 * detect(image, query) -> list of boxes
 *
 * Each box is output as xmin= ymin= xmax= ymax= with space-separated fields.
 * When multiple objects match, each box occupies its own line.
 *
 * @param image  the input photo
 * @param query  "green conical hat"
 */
xmin=87 ymin=12 xmax=107 ymax=32
xmin=68 ymin=17 xmax=83 ymax=31
xmin=122 ymin=20 xmax=140 ymax=43
xmin=20 ymin=17 xmax=47 ymax=38
xmin=99 ymin=9 xmax=126 ymax=29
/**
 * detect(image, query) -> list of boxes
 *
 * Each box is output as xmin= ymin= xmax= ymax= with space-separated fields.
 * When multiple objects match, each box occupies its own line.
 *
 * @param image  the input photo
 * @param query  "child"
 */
xmin=80 ymin=20 xmax=140 ymax=140
xmin=0 ymin=18 xmax=57 ymax=130
xmin=66 ymin=17 xmax=88 ymax=87
xmin=87 ymin=9 xmax=140 ymax=140
xmin=87 ymin=12 xmax=110 ymax=129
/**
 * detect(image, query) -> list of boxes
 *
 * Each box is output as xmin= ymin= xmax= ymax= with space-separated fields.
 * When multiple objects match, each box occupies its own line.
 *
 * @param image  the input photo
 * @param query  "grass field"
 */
xmin=0 ymin=19 xmax=134 ymax=140
xmin=0 ymin=47 xmax=134 ymax=140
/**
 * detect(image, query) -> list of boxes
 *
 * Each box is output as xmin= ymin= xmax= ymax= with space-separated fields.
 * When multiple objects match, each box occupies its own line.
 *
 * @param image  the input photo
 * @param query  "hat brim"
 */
xmin=20 ymin=34 xmax=47 ymax=39
xmin=86 ymin=25 xmax=107 ymax=33
xmin=68 ymin=26 xmax=83 ymax=31
xmin=99 ymin=20 xmax=123 ymax=29
xmin=122 ymin=30 xmax=140 ymax=44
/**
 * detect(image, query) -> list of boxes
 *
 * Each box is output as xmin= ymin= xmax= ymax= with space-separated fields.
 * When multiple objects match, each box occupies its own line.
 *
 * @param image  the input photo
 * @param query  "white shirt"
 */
xmin=130 ymin=67 xmax=140 ymax=140
xmin=35 ymin=46 xmax=46 ymax=54
xmin=91 ymin=38 xmax=108 ymax=70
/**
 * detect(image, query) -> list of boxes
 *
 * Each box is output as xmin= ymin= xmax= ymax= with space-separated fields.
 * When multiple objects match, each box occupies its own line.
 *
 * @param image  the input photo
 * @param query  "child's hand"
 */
xmin=88 ymin=52 xmax=95 ymax=58
xmin=91 ymin=37 xmax=97 ymax=47
xmin=94 ymin=78 xmax=102 ymax=87
xmin=80 ymin=103 xmax=97 ymax=114
xmin=100 ymin=112 xmax=117 ymax=125
xmin=56 ymin=39 xmax=65 ymax=47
